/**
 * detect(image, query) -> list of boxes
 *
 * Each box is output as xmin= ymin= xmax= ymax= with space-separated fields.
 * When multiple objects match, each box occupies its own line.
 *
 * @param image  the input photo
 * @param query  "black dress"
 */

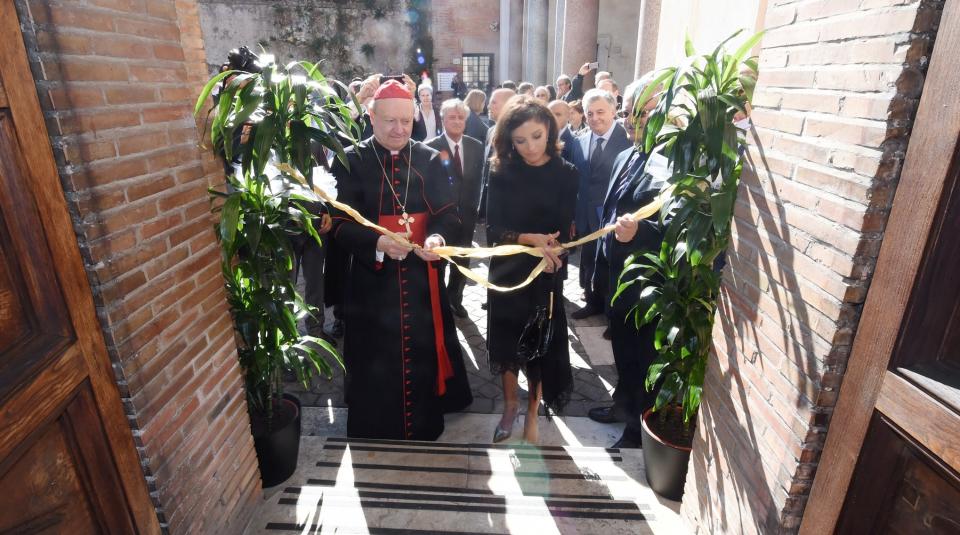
xmin=486 ymin=157 xmax=579 ymax=411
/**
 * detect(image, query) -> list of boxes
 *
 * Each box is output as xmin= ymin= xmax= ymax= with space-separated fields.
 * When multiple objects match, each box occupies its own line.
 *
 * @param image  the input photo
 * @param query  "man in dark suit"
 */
xmin=558 ymin=62 xmax=594 ymax=102
xmin=477 ymin=87 xmax=516 ymax=223
xmin=588 ymin=77 xmax=667 ymax=448
xmin=548 ymin=99 xmax=577 ymax=163
xmin=568 ymin=88 xmax=632 ymax=319
xmin=427 ymin=99 xmax=485 ymax=318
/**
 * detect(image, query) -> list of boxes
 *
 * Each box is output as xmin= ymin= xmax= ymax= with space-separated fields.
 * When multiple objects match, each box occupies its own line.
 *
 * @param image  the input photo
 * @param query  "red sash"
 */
xmin=377 ymin=213 xmax=454 ymax=395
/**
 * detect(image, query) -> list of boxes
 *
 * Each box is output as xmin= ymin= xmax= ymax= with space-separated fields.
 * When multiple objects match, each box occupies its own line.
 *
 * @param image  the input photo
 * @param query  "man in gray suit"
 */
xmin=427 ymin=99 xmax=485 ymax=318
xmin=568 ymin=89 xmax=632 ymax=320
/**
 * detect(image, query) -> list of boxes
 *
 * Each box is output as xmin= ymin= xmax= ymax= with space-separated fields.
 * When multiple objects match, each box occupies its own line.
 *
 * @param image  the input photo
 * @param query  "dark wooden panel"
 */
xmin=0 ymin=406 xmax=103 ymax=534
xmin=877 ymin=371 xmax=960 ymax=474
xmin=838 ymin=414 xmax=960 ymax=534
xmin=0 ymin=238 xmax=31 ymax=350
xmin=0 ymin=111 xmax=72 ymax=404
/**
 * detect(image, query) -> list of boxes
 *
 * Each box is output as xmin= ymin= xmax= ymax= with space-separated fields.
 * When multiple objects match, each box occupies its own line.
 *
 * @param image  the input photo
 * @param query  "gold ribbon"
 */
xmin=276 ymin=163 xmax=672 ymax=293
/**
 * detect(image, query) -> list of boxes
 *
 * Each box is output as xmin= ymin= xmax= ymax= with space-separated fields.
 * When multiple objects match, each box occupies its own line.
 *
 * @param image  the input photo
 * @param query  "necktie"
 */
xmin=591 ymin=137 xmax=604 ymax=168
xmin=452 ymin=143 xmax=463 ymax=179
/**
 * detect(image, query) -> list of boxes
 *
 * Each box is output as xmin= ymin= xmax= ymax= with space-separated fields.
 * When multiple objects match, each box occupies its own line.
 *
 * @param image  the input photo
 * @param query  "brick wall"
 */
xmin=680 ymin=0 xmax=942 ymax=533
xmin=431 ymin=0 xmax=501 ymax=92
xmin=14 ymin=0 xmax=260 ymax=533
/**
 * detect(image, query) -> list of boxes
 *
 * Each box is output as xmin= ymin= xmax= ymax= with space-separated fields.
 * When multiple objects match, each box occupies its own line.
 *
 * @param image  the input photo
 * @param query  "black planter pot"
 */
xmin=252 ymin=396 xmax=301 ymax=488
xmin=640 ymin=407 xmax=692 ymax=501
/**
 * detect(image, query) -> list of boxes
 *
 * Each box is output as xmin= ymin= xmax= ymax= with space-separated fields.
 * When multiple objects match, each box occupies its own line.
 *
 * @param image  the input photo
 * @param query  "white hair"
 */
xmin=582 ymin=88 xmax=617 ymax=109
xmin=417 ymin=83 xmax=433 ymax=96
xmin=439 ymin=98 xmax=469 ymax=118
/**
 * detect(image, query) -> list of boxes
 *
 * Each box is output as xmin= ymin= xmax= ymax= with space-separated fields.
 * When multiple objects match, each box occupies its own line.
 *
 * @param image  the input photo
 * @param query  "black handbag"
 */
xmin=517 ymin=274 xmax=558 ymax=362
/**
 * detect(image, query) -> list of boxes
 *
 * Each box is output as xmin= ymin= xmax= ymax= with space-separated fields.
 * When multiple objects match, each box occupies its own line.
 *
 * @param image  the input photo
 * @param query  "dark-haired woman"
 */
xmin=486 ymin=95 xmax=578 ymax=443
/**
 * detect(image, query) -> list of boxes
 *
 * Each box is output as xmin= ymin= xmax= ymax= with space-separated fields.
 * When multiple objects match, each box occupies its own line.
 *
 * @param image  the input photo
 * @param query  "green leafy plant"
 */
xmin=195 ymin=55 xmax=359 ymax=421
xmin=616 ymin=30 xmax=761 ymax=427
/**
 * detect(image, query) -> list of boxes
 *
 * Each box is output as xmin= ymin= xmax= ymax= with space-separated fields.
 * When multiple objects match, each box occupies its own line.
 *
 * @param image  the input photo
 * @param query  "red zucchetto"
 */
xmin=373 ymin=79 xmax=413 ymax=101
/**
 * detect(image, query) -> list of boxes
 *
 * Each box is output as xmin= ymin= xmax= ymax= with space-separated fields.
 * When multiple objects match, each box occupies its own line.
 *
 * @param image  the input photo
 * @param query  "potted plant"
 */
xmin=616 ymin=31 xmax=761 ymax=501
xmin=195 ymin=53 xmax=358 ymax=487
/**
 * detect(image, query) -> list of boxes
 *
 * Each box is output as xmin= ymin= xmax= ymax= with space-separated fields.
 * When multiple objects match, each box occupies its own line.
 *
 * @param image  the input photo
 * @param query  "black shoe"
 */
xmin=612 ymin=431 xmax=642 ymax=449
xmin=602 ymin=326 xmax=611 ymax=340
xmin=450 ymin=302 xmax=468 ymax=318
xmin=329 ymin=319 xmax=344 ymax=338
xmin=588 ymin=406 xmax=622 ymax=424
xmin=480 ymin=301 xmax=488 ymax=310
xmin=571 ymin=304 xmax=602 ymax=320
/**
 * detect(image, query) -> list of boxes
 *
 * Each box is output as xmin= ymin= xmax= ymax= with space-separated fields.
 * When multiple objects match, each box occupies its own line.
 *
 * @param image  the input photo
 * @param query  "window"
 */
xmin=461 ymin=54 xmax=494 ymax=93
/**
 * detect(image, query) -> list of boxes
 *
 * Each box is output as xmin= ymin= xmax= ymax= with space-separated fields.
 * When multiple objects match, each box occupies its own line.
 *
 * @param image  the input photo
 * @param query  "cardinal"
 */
xmin=329 ymin=80 xmax=473 ymax=440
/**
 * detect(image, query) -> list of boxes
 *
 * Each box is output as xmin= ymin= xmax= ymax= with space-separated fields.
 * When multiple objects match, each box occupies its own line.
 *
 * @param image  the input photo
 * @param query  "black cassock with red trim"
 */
xmin=330 ymin=138 xmax=473 ymax=440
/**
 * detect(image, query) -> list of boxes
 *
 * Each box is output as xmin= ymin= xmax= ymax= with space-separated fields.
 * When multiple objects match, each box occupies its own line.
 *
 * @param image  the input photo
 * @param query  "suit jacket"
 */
xmin=465 ymin=111 xmax=490 ymax=146
xmin=593 ymin=146 xmax=667 ymax=318
xmin=412 ymin=104 xmax=442 ymax=141
xmin=559 ymin=127 xmax=577 ymax=164
xmin=426 ymin=134 xmax=485 ymax=245
xmin=561 ymin=73 xmax=585 ymax=102
xmin=569 ymin=123 xmax=632 ymax=235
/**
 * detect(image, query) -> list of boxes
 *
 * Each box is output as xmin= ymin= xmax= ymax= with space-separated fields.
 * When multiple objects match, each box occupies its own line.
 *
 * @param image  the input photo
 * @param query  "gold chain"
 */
xmin=372 ymin=141 xmax=413 ymax=217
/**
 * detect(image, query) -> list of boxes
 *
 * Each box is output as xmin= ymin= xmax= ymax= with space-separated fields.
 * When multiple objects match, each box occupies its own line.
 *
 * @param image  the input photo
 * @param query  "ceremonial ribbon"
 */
xmin=276 ymin=163 xmax=673 ymax=293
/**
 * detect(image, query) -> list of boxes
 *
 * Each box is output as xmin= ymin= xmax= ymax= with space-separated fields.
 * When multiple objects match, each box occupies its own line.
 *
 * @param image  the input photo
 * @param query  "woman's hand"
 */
xmin=415 ymin=234 xmax=444 ymax=262
xmin=613 ymin=214 xmax=638 ymax=243
xmin=520 ymin=231 xmax=564 ymax=273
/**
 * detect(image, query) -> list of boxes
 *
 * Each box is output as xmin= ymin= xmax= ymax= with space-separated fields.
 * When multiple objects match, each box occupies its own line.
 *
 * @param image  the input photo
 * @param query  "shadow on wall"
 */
xmin=684 ymin=28 xmax=934 ymax=528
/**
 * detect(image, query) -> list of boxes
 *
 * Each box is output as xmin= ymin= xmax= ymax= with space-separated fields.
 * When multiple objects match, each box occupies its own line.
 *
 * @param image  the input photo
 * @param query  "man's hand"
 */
xmin=377 ymin=233 xmax=413 ymax=261
xmin=415 ymin=234 xmax=444 ymax=262
xmin=356 ymin=73 xmax=381 ymax=104
xmin=317 ymin=213 xmax=333 ymax=235
xmin=614 ymin=214 xmax=638 ymax=243
xmin=402 ymin=74 xmax=417 ymax=96
xmin=579 ymin=62 xmax=594 ymax=76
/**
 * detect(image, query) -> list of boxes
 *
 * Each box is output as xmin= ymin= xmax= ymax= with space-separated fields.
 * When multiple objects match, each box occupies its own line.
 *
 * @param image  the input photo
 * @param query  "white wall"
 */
xmin=654 ymin=0 xmax=764 ymax=70
xmin=597 ymin=0 xmax=641 ymax=84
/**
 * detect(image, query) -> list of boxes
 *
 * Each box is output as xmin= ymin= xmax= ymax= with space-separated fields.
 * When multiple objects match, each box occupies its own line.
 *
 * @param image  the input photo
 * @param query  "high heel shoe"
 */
xmin=492 ymin=410 xmax=519 ymax=443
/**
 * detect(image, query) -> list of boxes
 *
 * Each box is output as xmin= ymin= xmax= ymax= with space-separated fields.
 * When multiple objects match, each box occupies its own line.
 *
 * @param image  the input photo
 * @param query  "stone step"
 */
xmin=245 ymin=436 xmax=673 ymax=535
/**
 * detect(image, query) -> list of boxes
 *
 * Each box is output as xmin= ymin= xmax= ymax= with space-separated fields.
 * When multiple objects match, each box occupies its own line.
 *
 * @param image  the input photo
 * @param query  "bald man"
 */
xmin=548 ymin=99 xmax=577 ymax=163
xmin=478 ymin=88 xmax=516 ymax=222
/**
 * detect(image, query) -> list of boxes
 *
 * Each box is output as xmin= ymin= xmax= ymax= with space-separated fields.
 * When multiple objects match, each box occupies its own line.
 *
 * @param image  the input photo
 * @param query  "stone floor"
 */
xmin=244 ymin=409 xmax=684 ymax=535
xmin=254 ymin=231 xmax=686 ymax=534
xmin=287 ymin=233 xmax=618 ymax=419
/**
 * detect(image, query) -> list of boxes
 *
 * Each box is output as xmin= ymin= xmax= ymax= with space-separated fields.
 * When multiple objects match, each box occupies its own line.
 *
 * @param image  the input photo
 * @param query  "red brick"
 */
xmin=64 ymin=138 xmax=117 ymax=162
xmin=35 ymin=30 xmax=91 ymax=55
xmin=130 ymin=65 xmax=186 ymax=83
xmin=47 ymin=86 xmax=105 ymax=109
xmin=88 ymin=0 xmax=147 ymax=12
xmin=48 ymin=5 xmax=116 ymax=32
xmin=143 ymin=105 xmax=192 ymax=124
xmin=146 ymin=0 xmax=179 ymax=20
xmin=78 ymin=157 xmax=149 ymax=188
xmin=91 ymin=36 xmax=154 ymax=60
xmin=118 ymin=131 xmax=169 ymax=157
xmin=126 ymin=174 xmax=176 ymax=202
xmin=802 ymin=116 xmax=889 ymax=148
xmin=104 ymin=86 xmax=159 ymax=105
xmin=115 ymin=18 xmax=180 ymax=42
xmin=58 ymin=58 xmax=129 ymax=82
xmin=153 ymin=43 xmax=185 ymax=61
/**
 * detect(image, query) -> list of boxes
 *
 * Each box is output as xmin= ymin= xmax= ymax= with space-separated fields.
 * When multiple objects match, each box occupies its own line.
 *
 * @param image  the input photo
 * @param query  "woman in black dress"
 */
xmin=486 ymin=96 xmax=579 ymax=443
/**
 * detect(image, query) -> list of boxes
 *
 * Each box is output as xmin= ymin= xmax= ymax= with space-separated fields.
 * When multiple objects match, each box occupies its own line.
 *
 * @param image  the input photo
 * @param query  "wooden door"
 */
xmin=0 ymin=2 xmax=160 ymax=533
xmin=800 ymin=1 xmax=960 ymax=533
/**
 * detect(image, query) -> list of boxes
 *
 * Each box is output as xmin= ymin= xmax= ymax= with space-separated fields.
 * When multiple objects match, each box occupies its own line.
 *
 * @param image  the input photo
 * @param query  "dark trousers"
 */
xmin=293 ymin=236 xmax=327 ymax=331
xmin=447 ymin=256 xmax=470 ymax=305
xmin=610 ymin=317 xmax=658 ymax=434
xmin=579 ymin=240 xmax=605 ymax=309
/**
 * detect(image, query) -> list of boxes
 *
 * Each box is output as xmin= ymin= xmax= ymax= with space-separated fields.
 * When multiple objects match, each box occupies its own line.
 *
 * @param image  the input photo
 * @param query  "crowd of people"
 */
xmin=221 ymin=50 xmax=670 ymax=448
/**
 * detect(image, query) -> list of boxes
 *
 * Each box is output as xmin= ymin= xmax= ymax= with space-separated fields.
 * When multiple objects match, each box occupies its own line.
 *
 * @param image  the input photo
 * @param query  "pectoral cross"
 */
xmin=398 ymin=212 xmax=415 ymax=233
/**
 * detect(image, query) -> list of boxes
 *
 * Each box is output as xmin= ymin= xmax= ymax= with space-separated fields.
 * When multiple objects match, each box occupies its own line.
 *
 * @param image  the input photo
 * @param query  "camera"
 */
xmin=379 ymin=74 xmax=405 ymax=85
xmin=225 ymin=46 xmax=261 ymax=74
